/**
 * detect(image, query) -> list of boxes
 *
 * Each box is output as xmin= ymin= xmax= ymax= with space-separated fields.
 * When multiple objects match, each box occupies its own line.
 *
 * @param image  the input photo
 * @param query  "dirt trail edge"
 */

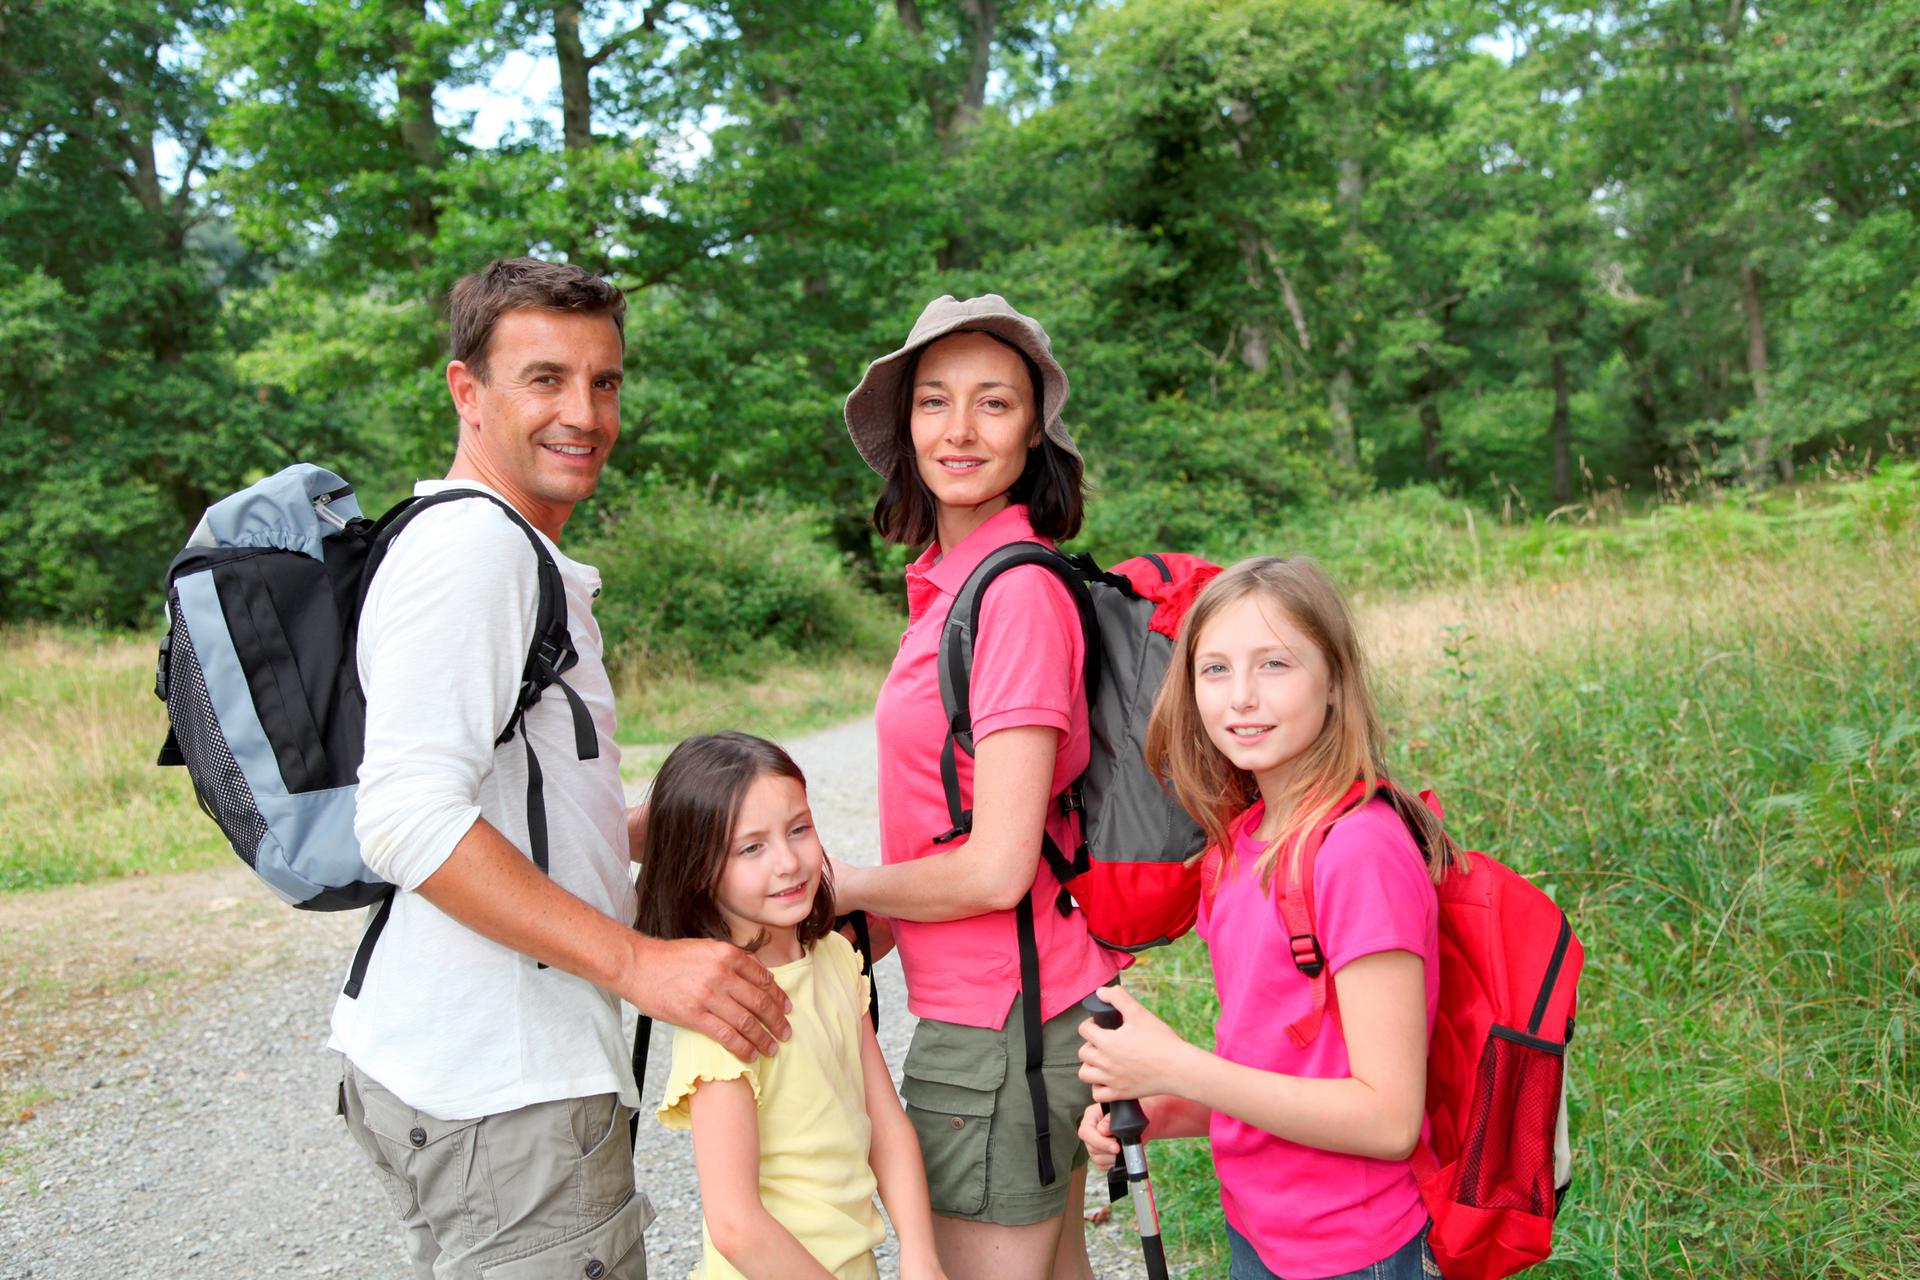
xmin=0 ymin=717 xmax=1143 ymax=1279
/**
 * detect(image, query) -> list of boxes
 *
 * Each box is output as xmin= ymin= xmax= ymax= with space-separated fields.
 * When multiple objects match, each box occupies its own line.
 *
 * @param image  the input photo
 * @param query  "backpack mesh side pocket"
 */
xmin=1452 ymin=1026 xmax=1563 ymax=1216
xmin=164 ymin=590 xmax=270 ymax=866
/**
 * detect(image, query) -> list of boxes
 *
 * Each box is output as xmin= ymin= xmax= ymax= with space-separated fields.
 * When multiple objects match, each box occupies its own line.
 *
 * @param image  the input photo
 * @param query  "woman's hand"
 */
xmin=1076 ymin=984 xmax=1196 ymax=1103
xmin=1078 ymin=1102 xmax=1120 ymax=1173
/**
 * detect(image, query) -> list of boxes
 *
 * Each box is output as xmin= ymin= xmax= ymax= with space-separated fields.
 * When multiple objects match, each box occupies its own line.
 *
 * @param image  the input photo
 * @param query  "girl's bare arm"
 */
xmin=1077 ymin=954 xmax=1429 ymax=1161
xmin=858 ymin=1019 xmax=946 ymax=1280
xmin=688 ymin=1079 xmax=836 ymax=1280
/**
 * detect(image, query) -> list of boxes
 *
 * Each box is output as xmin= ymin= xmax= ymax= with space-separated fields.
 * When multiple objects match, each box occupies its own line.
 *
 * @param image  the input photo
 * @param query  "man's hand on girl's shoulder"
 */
xmin=625 ymin=933 xmax=793 ymax=1062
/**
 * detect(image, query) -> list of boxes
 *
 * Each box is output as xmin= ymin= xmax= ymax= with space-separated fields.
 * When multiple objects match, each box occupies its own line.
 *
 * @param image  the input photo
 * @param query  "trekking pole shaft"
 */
xmin=1120 ymin=1139 xmax=1169 ymax=1280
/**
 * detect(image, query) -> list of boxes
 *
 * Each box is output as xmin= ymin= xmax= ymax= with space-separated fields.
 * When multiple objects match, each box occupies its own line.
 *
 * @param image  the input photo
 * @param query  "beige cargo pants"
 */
xmin=340 ymin=1058 xmax=654 ymax=1279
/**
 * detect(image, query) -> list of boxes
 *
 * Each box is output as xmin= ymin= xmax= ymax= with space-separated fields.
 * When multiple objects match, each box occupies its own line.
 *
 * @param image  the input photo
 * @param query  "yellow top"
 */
xmin=658 ymin=931 xmax=883 ymax=1280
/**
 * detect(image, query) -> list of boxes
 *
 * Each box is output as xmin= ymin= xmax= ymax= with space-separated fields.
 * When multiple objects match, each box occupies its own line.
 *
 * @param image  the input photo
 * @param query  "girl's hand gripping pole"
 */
xmin=1082 ymin=992 xmax=1170 ymax=1280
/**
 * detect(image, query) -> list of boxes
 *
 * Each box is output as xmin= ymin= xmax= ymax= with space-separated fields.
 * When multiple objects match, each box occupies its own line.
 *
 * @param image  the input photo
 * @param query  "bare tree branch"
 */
xmin=585 ymin=5 xmax=658 ymax=69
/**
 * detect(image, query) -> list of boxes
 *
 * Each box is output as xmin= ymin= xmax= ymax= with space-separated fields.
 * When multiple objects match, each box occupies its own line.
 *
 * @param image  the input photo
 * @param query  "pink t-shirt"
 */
xmin=873 ymin=504 xmax=1122 ymax=1028
xmin=1197 ymin=796 xmax=1438 ymax=1279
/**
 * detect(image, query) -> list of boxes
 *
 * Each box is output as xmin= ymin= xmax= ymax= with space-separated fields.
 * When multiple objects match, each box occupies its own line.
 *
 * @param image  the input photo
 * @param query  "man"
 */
xmin=330 ymin=257 xmax=791 ymax=1279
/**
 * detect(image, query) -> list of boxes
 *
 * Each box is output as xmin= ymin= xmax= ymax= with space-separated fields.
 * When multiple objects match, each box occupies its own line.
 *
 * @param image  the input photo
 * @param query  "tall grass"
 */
xmin=0 ymin=626 xmax=884 ymax=892
xmin=0 ymin=628 xmax=220 ymax=889
xmin=1126 ymin=463 xmax=1920 ymax=1276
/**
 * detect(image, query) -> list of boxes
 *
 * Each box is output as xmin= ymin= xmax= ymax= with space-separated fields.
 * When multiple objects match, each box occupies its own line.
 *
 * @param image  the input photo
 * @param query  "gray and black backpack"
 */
xmin=154 ymin=464 xmax=597 ymax=997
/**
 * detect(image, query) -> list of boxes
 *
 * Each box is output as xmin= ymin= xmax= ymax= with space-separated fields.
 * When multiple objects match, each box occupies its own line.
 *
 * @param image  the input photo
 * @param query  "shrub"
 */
xmin=575 ymin=480 xmax=897 ymax=680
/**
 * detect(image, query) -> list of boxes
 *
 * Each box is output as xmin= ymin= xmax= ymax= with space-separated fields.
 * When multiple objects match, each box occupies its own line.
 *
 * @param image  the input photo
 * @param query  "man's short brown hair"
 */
xmin=448 ymin=257 xmax=627 ymax=382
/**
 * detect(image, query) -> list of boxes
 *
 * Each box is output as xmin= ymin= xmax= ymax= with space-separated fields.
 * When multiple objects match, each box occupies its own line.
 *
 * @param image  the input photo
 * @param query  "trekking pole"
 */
xmin=1082 ymin=992 xmax=1170 ymax=1280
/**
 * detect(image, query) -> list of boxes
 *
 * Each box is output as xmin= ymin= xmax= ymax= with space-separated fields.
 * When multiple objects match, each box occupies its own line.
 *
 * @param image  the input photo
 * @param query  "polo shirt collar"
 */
xmin=918 ymin=503 xmax=1049 ymax=597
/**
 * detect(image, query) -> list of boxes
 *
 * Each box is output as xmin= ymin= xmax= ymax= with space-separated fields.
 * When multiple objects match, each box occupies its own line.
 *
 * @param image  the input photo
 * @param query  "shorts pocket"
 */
xmin=902 ymin=1025 xmax=1006 ymax=1218
xmin=481 ymin=1191 xmax=655 ymax=1280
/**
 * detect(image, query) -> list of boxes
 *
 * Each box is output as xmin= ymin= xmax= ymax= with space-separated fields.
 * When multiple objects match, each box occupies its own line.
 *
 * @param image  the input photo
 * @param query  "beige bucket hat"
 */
xmin=844 ymin=293 xmax=1078 ymax=477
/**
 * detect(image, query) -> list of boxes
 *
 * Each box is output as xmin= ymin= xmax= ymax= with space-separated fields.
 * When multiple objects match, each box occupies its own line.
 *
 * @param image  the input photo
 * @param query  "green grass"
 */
xmin=1232 ymin=458 xmax=1920 ymax=600
xmin=0 ymin=626 xmax=884 ymax=893
xmin=1127 ymin=464 xmax=1920 ymax=1276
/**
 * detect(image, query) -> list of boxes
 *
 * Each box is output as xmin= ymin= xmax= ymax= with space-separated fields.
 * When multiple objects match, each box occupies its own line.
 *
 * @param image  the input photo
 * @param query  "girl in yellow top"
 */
xmin=638 ymin=732 xmax=946 ymax=1280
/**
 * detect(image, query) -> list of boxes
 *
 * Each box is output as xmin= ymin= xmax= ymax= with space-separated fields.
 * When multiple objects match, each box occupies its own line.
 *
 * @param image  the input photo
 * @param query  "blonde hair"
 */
xmin=1144 ymin=556 xmax=1464 ymax=893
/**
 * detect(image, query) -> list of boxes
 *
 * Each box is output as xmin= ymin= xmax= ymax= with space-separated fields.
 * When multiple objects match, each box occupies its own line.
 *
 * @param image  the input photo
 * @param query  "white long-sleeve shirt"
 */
xmin=327 ymin=479 xmax=638 ymax=1120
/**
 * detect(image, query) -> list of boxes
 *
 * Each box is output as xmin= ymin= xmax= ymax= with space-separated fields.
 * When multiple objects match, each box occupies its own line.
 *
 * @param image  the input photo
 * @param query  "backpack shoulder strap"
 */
xmin=365 ymin=489 xmax=596 ymax=758
xmin=932 ymin=540 xmax=1098 ymax=842
xmin=1278 ymin=779 xmax=1371 ymax=1049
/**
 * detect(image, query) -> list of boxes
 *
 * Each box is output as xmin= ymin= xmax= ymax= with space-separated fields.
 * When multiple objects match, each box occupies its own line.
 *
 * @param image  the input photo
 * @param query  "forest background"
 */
xmin=5 ymin=0 xmax=1917 ymax=657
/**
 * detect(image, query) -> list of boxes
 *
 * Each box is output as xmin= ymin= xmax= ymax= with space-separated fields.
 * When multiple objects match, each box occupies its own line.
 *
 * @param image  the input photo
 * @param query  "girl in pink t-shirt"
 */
xmin=1075 ymin=557 xmax=1467 ymax=1280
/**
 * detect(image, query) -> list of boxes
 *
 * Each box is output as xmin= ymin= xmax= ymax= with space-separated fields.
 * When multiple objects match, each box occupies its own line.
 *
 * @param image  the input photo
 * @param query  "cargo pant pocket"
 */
xmin=568 ymin=1094 xmax=637 ymax=1217
xmin=902 ymin=1024 xmax=1007 ymax=1219
xmin=480 ymin=1192 xmax=654 ymax=1280
xmin=342 ymin=1064 xmax=493 ymax=1247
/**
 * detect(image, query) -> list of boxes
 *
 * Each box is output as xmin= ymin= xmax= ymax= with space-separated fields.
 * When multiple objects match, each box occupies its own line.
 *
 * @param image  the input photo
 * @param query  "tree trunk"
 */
xmin=1237 ymin=229 xmax=1272 ymax=373
xmin=1618 ymin=319 xmax=1662 ymax=462
xmin=949 ymin=0 xmax=993 ymax=144
xmin=898 ymin=0 xmax=994 ymax=270
xmin=392 ymin=0 xmax=441 ymax=256
xmin=1722 ymin=0 xmax=1788 ymax=481
xmin=1328 ymin=354 xmax=1358 ymax=470
xmin=1546 ymin=323 xmax=1573 ymax=505
xmin=1419 ymin=396 xmax=1446 ymax=478
xmin=555 ymin=1 xmax=593 ymax=152
xmin=1326 ymin=73 xmax=1364 ymax=471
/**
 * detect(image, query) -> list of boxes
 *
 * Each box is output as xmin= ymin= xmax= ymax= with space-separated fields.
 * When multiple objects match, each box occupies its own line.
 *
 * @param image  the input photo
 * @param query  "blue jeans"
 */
xmin=1226 ymin=1220 xmax=1438 ymax=1280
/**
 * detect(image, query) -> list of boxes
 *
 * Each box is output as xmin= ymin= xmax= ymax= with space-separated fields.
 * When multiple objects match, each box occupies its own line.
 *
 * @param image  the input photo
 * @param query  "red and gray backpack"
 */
xmin=1202 ymin=780 xmax=1582 ymax=1279
xmin=935 ymin=543 xmax=1220 ymax=1187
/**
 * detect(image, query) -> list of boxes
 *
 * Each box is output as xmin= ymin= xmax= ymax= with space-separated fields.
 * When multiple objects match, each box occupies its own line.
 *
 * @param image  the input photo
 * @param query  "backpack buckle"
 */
xmin=154 ymin=632 xmax=172 ymax=702
xmin=1289 ymin=932 xmax=1326 ymax=978
xmin=534 ymin=634 xmax=576 ymax=677
xmin=1057 ymin=786 xmax=1084 ymax=817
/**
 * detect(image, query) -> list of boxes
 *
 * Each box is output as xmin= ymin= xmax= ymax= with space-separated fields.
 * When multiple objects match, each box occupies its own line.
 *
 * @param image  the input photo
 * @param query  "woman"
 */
xmin=832 ymin=295 xmax=1120 ymax=1280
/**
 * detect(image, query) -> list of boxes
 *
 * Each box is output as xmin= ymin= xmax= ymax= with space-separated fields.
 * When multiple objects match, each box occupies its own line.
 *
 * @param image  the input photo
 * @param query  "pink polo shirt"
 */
xmin=1197 ymin=797 xmax=1438 ymax=1279
xmin=874 ymin=504 xmax=1122 ymax=1028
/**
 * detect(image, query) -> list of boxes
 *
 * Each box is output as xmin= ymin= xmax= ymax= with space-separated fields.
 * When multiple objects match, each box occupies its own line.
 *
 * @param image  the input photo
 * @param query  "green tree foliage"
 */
xmin=4 ymin=0 xmax=1917 ymax=627
xmin=0 ymin=0 xmax=317 ymax=621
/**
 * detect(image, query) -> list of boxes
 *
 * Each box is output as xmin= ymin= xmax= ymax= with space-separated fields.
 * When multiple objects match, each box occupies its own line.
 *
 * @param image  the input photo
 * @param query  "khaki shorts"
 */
xmin=901 ymin=995 xmax=1093 ymax=1226
xmin=338 ymin=1057 xmax=654 ymax=1279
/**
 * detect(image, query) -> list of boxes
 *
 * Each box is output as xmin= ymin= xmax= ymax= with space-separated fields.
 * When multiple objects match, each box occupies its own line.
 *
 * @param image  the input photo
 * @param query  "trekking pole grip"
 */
xmin=1081 ymin=992 xmax=1150 ymax=1142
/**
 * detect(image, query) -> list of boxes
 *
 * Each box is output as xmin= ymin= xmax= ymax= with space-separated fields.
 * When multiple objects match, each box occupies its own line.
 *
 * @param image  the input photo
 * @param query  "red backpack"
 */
xmin=1202 ymin=781 xmax=1582 ymax=1280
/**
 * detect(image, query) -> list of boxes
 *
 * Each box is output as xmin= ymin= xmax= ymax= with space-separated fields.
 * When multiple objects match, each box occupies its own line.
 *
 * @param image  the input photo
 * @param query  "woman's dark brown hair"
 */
xmin=634 ymin=732 xmax=837 ymax=952
xmin=871 ymin=332 xmax=1086 ymax=547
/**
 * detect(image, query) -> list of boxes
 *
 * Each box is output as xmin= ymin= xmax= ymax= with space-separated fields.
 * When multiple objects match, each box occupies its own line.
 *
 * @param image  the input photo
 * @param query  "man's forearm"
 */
xmin=415 ymin=817 xmax=640 ymax=996
xmin=413 ymin=816 xmax=793 ymax=1057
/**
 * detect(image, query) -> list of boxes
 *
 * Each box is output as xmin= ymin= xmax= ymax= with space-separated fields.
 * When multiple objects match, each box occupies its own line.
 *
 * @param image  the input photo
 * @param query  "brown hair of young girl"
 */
xmin=635 ymin=731 xmax=838 ymax=952
xmin=1144 ymin=556 xmax=1466 ymax=890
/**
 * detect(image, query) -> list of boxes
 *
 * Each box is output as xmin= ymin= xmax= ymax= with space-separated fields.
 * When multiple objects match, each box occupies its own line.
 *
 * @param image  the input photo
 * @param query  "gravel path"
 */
xmin=0 ymin=718 xmax=1144 ymax=1279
